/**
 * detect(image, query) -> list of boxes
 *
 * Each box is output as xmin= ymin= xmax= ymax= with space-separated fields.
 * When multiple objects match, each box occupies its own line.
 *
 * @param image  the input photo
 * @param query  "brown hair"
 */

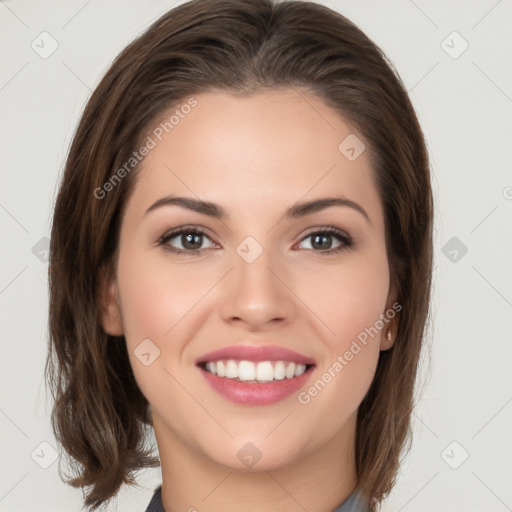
xmin=45 ymin=0 xmax=433 ymax=510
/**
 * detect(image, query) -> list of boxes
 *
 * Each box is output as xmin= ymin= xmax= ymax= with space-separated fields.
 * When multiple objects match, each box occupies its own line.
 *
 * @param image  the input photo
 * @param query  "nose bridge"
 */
xmin=219 ymin=236 xmax=295 ymax=327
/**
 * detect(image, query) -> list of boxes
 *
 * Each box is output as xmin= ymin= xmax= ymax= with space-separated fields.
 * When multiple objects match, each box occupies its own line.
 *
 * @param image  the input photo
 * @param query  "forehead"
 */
xmin=125 ymin=89 xmax=383 ymax=224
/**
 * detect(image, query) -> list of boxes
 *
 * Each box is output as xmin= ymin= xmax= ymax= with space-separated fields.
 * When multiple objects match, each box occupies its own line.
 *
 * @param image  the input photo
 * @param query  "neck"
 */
xmin=153 ymin=412 xmax=358 ymax=512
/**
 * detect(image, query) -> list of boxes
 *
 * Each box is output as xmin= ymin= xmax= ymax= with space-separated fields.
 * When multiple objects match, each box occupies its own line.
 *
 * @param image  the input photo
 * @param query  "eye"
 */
xmin=297 ymin=227 xmax=353 ymax=254
xmin=157 ymin=225 xmax=353 ymax=256
xmin=157 ymin=226 xmax=218 ymax=255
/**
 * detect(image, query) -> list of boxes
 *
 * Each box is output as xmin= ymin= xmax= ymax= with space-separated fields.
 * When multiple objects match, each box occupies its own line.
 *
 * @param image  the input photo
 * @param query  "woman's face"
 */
xmin=101 ymin=88 xmax=396 ymax=471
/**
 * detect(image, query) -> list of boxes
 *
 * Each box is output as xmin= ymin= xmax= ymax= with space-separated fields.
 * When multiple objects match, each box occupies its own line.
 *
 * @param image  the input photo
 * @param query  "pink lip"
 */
xmin=195 ymin=344 xmax=316 ymax=365
xmin=195 ymin=343 xmax=316 ymax=406
xmin=199 ymin=367 xmax=315 ymax=406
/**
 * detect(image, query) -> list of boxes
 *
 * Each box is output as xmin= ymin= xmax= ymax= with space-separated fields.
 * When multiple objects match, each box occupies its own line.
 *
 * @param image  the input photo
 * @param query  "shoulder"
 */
xmin=332 ymin=490 xmax=371 ymax=512
xmin=144 ymin=485 xmax=164 ymax=512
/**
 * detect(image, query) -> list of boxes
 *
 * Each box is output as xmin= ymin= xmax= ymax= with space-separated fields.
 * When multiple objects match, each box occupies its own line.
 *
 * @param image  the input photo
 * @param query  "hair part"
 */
xmin=46 ymin=1 xmax=433 ymax=510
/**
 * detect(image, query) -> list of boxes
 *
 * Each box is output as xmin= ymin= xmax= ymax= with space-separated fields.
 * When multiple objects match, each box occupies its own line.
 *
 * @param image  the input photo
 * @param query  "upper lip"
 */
xmin=196 ymin=344 xmax=316 ymax=366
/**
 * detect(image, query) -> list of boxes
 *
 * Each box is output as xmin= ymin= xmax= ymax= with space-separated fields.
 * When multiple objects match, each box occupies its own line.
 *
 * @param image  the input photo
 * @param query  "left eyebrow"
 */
xmin=286 ymin=197 xmax=371 ymax=225
xmin=144 ymin=195 xmax=371 ymax=225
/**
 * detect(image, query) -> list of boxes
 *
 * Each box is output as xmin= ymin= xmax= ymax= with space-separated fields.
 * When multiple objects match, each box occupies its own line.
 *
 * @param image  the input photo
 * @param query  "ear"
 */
xmin=97 ymin=264 xmax=124 ymax=336
xmin=380 ymin=280 xmax=400 ymax=351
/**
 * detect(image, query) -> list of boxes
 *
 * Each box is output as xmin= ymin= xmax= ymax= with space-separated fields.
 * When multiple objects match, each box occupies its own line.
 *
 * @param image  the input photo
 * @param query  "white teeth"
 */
xmin=255 ymin=361 xmax=274 ymax=381
xmin=285 ymin=362 xmax=296 ymax=379
xmin=295 ymin=364 xmax=306 ymax=377
xmin=273 ymin=361 xmax=286 ymax=380
xmin=203 ymin=359 xmax=311 ymax=382
xmin=238 ymin=360 xmax=256 ymax=381
xmin=225 ymin=360 xmax=238 ymax=378
xmin=216 ymin=360 xmax=226 ymax=377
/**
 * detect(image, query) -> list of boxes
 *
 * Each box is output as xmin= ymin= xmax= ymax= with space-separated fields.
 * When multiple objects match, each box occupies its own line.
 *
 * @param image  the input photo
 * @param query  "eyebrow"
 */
xmin=144 ymin=195 xmax=371 ymax=224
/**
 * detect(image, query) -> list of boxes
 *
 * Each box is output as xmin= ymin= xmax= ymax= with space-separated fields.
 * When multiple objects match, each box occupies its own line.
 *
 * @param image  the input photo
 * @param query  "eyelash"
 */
xmin=157 ymin=225 xmax=354 ymax=256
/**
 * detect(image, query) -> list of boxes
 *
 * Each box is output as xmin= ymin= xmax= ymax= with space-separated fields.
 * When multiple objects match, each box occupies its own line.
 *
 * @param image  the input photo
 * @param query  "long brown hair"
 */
xmin=45 ymin=0 xmax=433 ymax=510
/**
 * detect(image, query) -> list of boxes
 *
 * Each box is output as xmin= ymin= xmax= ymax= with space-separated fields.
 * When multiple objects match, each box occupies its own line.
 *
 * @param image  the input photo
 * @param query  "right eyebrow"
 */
xmin=145 ymin=196 xmax=227 ymax=219
xmin=144 ymin=195 xmax=371 ymax=225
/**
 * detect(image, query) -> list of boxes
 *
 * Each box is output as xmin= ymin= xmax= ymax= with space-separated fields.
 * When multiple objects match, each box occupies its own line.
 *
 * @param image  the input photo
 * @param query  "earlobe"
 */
xmin=98 ymin=266 xmax=124 ymax=336
xmin=380 ymin=281 xmax=399 ymax=351
xmin=380 ymin=326 xmax=395 ymax=351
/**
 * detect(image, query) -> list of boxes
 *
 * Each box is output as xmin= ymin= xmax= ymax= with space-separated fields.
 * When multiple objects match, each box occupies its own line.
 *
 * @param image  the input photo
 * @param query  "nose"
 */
xmin=219 ymin=248 xmax=296 ymax=331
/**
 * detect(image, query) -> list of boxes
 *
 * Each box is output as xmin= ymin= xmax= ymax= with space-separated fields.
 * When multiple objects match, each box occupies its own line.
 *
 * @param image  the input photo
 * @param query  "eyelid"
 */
xmin=158 ymin=224 xmax=213 ymax=240
xmin=157 ymin=224 xmax=354 ymax=255
xmin=156 ymin=224 xmax=220 ymax=255
xmin=295 ymin=226 xmax=353 ymax=252
xmin=299 ymin=225 xmax=351 ymax=240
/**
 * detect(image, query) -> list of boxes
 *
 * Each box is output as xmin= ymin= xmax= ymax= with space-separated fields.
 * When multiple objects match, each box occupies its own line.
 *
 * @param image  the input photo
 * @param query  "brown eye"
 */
xmin=178 ymin=232 xmax=204 ymax=250
xmin=158 ymin=227 xmax=217 ymax=255
xmin=297 ymin=228 xmax=353 ymax=254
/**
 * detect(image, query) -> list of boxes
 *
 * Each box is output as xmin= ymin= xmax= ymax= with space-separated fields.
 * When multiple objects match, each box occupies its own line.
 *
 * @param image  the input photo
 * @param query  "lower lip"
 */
xmin=199 ymin=366 xmax=315 ymax=405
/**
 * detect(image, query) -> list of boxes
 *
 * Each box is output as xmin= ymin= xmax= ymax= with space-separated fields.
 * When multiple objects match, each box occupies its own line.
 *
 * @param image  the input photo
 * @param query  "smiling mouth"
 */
xmin=197 ymin=360 xmax=315 ymax=383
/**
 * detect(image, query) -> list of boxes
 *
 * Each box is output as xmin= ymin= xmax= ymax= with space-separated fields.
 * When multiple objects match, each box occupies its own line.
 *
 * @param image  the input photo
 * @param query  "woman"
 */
xmin=45 ymin=1 xmax=433 ymax=511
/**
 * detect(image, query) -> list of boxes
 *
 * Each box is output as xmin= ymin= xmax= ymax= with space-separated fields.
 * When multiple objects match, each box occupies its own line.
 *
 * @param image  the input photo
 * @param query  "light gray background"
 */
xmin=1 ymin=0 xmax=511 ymax=511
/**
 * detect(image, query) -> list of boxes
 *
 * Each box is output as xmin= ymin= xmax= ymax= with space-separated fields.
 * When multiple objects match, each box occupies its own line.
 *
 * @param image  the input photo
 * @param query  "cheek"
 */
xmin=116 ymin=247 xmax=214 ymax=342
xmin=296 ymin=259 xmax=388 ymax=427
xmin=296 ymin=250 xmax=390 ymax=352
xmin=115 ymin=249 xmax=200 ymax=403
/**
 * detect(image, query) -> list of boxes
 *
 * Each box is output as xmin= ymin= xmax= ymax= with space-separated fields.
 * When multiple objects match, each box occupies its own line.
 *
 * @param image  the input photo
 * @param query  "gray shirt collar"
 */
xmin=145 ymin=485 xmax=370 ymax=512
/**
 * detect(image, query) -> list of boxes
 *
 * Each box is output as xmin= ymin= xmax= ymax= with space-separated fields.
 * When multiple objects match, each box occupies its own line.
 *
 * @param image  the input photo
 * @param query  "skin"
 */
xmin=100 ymin=88 xmax=397 ymax=512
